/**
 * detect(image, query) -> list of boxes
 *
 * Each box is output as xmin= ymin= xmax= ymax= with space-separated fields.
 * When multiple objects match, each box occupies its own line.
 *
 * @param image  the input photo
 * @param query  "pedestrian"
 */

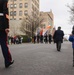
xmin=0 ymin=0 xmax=14 ymax=68
xmin=53 ymin=26 xmax=64 ymax=51
xmin=44 ymin=34 xmax=48 ymax=43
xmin=33 ymin=34 xmax=36 ymax=44
xmin=40 ymin=35 xmax=43 ymax=43
xmin=69 ymin=26 xmax=74 ymax=67
xmin=11 ymin=36 xmax=14 ymax=44
xmin=37 ymin=34 xmax=40 ymax=43
xmin=48 ymin=34 xmax=52 ymax=44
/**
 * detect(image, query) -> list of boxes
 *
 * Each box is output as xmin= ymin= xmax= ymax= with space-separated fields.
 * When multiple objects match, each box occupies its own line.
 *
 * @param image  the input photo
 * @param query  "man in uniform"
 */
xmin=0 ymin=0 xmax=14 ymax=68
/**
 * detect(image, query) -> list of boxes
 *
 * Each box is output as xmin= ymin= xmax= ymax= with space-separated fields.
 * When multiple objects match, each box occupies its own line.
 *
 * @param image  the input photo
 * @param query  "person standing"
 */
xmin=33 ymin=34 xmax=36 ymax=44
xmin=37 ymin=34 xmax=40 ymax=43
xmin=48 ymin=34 xmax=52 ymax=44
xmin=0 ymin=0 xmax=14 ymax=68
xmin=44 ymin=34 xmax=48 ymax=43
xmin=40 ymin=35 xmax=43 ymax=43
xmin=69 ymin=26 xmax=74 ymax=67
xmin=53 ymin=26 xmax=64 ymax=51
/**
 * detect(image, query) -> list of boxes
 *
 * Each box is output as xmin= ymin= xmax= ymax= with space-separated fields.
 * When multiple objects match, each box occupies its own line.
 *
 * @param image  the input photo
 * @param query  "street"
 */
xmin=0 ymin=41 xmax=74 ymax=75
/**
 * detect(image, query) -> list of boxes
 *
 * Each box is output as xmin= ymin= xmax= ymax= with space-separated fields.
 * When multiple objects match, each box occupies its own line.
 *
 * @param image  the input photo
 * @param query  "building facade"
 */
xmin=8 ymin=0 xmax=40 ymax=36
xmin=40 ymin=10 xmax=54 ymax=34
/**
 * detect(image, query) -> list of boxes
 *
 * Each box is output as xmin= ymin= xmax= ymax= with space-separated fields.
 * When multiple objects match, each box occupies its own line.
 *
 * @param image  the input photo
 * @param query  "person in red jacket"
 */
xmin=0 ymin=0 xmax=14 ymax=68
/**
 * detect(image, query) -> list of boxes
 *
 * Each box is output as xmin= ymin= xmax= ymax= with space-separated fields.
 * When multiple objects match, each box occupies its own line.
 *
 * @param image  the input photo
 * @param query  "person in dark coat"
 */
xmin=37 ymin=34 xmax=40 ymax=43
xmin=33 ymin=35 xmax=36 ymax=44
xmin=48 ymin=34 xmax=52 ymax=44
xmin=53 ymin=26 xmax=64 ymax=51
xmin=44 ymin=34 xmax=48 ymax=43
xmin=0 ymin=0 xmax=14 ymax=68
xmin=40 ymin=35 xmax=43 ymax=43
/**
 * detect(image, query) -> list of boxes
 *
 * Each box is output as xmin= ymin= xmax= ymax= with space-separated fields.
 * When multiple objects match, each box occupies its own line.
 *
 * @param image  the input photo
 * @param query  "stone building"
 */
xmin=39 ymin=10 xmax=54 ymax=34
xmin=8 ymin=0 xmax=40 ymax=36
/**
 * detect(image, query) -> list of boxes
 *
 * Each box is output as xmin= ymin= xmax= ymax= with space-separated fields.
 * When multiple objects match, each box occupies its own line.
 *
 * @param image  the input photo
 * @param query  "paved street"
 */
xmin=0 ymin=41 xmax=74 ymax=75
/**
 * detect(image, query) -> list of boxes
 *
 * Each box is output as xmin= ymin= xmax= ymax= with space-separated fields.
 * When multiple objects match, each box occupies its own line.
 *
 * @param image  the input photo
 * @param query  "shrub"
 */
xmin=21 ymin=35 xmax=31 ymax=43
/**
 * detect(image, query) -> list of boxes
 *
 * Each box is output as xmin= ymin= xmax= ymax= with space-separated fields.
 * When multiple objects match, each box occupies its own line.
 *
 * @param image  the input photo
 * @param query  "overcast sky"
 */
xmin=40 ymin=0 xmax=73 ymax=34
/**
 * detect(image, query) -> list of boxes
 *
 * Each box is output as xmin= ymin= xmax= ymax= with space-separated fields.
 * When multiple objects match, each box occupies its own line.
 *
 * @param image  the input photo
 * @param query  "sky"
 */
xmin=40 ymin=0 xmax=73 ymax=34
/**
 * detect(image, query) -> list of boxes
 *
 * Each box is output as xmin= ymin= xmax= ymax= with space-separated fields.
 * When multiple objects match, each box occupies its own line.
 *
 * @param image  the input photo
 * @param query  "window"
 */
xmin=10 ymin=4 xmax=13 ymax=8
xmin=14 ymin=11 xmax=16 ymax=16
xmin=24 ymin=3 xmax=28 ymax=8
xmin=10 ymin=4 xmax=17 ymax=8
xmin=19 ymin=3 xmax=23 ymax=8
xmin=24 ymin=10 xmax=28 ymax=15
xmin=10 ymin=11 xmax=16 ymax=16
xmin=10 ymin=11 xmax=13 ymax=16
xmin=19 ymin=11 xmax=22 ymax=16
xmin=14 ymin=4 xmax=17 ymax=8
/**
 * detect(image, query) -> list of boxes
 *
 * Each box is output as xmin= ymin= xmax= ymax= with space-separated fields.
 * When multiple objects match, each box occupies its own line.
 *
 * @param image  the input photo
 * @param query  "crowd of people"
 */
xmin=33 ymin=34 xmax=52 ymax=44
xmin=8 ymin=35 xmax=23 ymax=44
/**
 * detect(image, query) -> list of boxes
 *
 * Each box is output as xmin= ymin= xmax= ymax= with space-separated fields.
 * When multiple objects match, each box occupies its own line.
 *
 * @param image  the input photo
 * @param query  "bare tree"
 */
xmin=20 ymin=16 xmax=38 ymax=37
xmin=29 ymin=17 xmax=44 ymax=37
xmin=68 ymin=1 xmax=74 ymax=25
xmin=20 ymin=16 xmax=44 ymax=37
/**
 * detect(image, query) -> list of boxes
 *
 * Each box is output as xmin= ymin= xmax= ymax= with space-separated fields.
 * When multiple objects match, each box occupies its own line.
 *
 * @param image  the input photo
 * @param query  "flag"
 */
xmin=43 ymin=25 xmax=51 ymax=36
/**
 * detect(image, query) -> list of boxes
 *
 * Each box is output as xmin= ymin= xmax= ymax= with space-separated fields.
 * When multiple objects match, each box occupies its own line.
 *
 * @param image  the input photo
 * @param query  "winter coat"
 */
xmin=69 ymin=35 xmax=74 ymax=48
xmin=0 ymin=0 xmax=9 ymax=30
xmin=53 ymin=30 xmax=64 ymax=43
